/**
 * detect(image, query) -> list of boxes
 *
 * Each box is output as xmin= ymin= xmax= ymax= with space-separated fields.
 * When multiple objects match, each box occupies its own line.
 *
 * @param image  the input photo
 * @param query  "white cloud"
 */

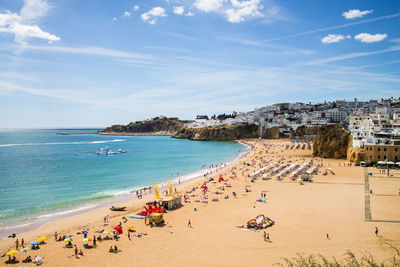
xmin=194 ymin=0 xmax=224 ymax=12
xmin=173 ymin=6 xmax=185 ymax=15
xmin=226 ymin=0 xmax=264 ymax=23
xmin=321 ymin=34 xmax=350 ymax=44
xmin=342 ymin=9 xmax=373 ymax=19
xmin=0 ymin=0 xmax=60 ymax=44
xmin=113 ymin=17 xmax=117 ymax=21
xmin=141 ymin=7 xmax=167 ymax=24
xmin=123 ymin=11 xmax=131 ymax=17
xmin=185 ymin=11 xmax=195 ymax=16
xmin=133 ymin=5 xmax=140 ymax=11
xmin=354 ymin=33 xmax=388 ymax=43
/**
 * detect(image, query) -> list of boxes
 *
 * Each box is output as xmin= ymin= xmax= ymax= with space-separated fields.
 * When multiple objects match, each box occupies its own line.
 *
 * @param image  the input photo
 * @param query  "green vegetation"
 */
xmin=276 ymin=247 xmax=400 ymax=267
xmin=102 ymin=117 xmax=188 ymax=133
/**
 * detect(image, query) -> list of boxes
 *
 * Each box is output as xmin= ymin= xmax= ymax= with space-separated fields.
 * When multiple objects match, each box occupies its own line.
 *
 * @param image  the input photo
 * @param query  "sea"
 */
xmin=0 ymin=129 xmax=247 ymax=237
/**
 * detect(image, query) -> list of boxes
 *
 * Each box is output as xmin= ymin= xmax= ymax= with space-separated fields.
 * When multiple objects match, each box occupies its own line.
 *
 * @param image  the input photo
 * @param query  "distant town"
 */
xmin=187 ymin=97 xmax=400 ymax=162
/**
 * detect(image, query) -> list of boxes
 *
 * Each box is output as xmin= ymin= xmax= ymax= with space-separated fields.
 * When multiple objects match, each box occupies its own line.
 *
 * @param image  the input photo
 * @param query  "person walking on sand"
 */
xmin=74 ymin=246 xmax=78 ymax=258
xmin=375 ymin=226 xmax=379 ymax=236
xmin=15 ymin=239 xmax=19 ymax=249
xmin=188 ymin=219 xmax=192 ymax=228
xmin=54 ymin=231 xmax=58 ymax=241
xmin=21 ymin=238 xmax=24 ymax=248
xmin=128 ymin=231 xmax=131 ymax=241
xmin=326 ymin=233 xmax=330 ymax=240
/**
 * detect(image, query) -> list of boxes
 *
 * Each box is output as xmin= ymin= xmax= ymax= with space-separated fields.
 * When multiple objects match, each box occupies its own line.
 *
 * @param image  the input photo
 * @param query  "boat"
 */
xmin=110 ymin=206 xmax=126 ymax=211
xmin=96 ymin=146 xmax=126 ymax=155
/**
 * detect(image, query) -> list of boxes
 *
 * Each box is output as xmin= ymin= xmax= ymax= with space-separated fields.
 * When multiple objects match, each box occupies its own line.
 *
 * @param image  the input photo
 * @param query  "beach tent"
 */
xmin=114 ymin=226 xmax=123 ymax=234
xmin=377 ymin=161 xmax=386 ymax=165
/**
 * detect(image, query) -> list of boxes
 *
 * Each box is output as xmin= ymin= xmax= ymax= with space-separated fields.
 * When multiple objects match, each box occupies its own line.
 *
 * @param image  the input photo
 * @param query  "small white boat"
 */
xmin=96 ymin=146 xmax=126 ymax=155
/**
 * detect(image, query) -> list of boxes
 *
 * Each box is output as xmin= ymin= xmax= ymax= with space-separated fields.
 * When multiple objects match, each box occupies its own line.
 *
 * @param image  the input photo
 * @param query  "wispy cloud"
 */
xmin=297 ymin=46 xmax=400 ymax=66
xmin=20 ymin=44 xmax=154 ymax=61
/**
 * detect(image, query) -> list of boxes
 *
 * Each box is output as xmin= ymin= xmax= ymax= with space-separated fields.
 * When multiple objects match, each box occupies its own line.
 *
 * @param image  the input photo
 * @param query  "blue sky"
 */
xmin=0 ymin=0 xmax=399 ymax=128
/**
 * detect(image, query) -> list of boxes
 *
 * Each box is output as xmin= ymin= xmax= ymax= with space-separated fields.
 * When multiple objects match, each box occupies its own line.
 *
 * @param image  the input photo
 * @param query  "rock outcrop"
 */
xmin=313 ymin=124 xmax=351 ymax=159
xmin=347 ymin=145 xmax=365 ymax=163
xmin=264 ymin=127 xmax=280 ymax=139
xmin=102 ymin=117 xmax=185 ymax=133
xmin=173 ymin=124 xmax=259 ymax=141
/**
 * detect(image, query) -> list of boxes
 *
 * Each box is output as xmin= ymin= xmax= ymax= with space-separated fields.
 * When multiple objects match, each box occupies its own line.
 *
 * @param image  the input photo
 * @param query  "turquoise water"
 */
xmin=0 ymin=129 xmax=245 ymax=229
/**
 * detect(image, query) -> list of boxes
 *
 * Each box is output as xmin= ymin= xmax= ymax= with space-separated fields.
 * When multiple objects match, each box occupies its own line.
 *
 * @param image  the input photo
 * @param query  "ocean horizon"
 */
xmin=0 ymin=129 xmax=247 ymax=235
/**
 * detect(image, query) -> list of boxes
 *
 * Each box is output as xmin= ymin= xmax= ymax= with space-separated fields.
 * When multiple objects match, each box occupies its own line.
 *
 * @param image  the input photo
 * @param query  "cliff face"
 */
xmin=347 ymin=145 xmax=365 ymax=163
xmin=264 ymin=127 xmax=280 ymax=139
xmin=103 ymin=117 xmax=184 ymax=133
xmin=173 ymin=124 xmax=259 ymax=141
xmin=313 ymin=124 xmax=351 ymax=159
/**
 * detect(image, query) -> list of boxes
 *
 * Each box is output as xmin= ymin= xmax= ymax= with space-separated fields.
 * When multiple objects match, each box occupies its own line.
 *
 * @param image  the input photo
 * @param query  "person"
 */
xmin=128 ymin=231 xmax=131 ymax=241
xmin=23 ymin=255 xmax=32 ymax=263
xmin=263 ymin=231 xmax=267 ymax=241
xmin=93 ymin=235 xmax=96 ymax=247
xmin=21 ymin=238 xmax=24 ymax=248
xmin=109 ymin=246 xmax=114 ymax=253
xmin=74 ymin=246 xmax=78 ymax=258
xmin=188 ymin=219 xmax=192 ymax=228
xmin=54 ymin=231 xmax=58 ymax=241
xmin=78 ymin=250 xmax=84 ymax=256
xmin=266 ymin=233 xmax=270 ymax=242
xmin=326 ymin=233 xmax=330 ymax=239
xmin=114 ymin=245 xmax=118 ymax=253
xmin=375 ymin=226 xmax=379 ymax=236
xmin=15 ymin=238 xmax=19 ymax=249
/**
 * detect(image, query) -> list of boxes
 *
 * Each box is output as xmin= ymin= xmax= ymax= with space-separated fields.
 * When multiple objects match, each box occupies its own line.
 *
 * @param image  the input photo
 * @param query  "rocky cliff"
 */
xmin=173 ymin=124 xmax=259 ymax=141
xmin=264 ymin=127 xmax=280 ymax=139
xmin=347 ymin=144 xmax=365 ymax=163
xmin=102 ymin=117 xmax=185 ymax=133
xmin=313 ymin=124 xmax=351 ymax=159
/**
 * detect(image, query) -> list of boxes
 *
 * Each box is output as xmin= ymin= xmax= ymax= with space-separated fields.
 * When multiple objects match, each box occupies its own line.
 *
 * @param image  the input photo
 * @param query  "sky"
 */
xmin=0 ymin=0 xmax=399 ymax=128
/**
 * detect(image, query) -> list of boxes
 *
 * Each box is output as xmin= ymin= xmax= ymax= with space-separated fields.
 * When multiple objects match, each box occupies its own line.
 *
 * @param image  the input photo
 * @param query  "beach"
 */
xmin=1 ymin=138 xmax=399 ymax=266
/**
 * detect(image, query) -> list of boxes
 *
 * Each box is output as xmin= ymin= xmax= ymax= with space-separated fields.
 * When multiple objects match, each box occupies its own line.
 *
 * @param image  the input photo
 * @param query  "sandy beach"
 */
xmin=1 ymin=138 xmax=399 ymax=266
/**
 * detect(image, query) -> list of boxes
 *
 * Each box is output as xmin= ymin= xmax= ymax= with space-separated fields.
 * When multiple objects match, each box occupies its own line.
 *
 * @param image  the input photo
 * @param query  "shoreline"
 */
xmin=0 ymin=138 xmax=399 ymax=266
xmin=0 ymin=140 xmax=252 ymax=239
xmin=56 ymin=131 xmax=174 ymax=136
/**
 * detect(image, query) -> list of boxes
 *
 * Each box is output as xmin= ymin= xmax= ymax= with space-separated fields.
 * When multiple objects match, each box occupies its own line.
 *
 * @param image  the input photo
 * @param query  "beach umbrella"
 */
xmin=105 ymin=231 xmax=110 ymax=235
xmin=29 ymin=241 xmax=40 ymax=245
xmin=377 ymin=161 xmax=386 ymax=165
xmin=83 ymin=238 xmax=89 ymax=242
xmin=114 ymin=226 xmax=123 ymax=234
xmin=387 ymin=161 xmax=395 ymax=165
xmin=6 ymin=250 xmax=18 ymax=255
xmin=64 ymin=238 xmax=72 ymax=242
xmin=127 ymin=226 xmax=135 ymax=231
xmin=37 ymin=237 xmax=47 ymax=243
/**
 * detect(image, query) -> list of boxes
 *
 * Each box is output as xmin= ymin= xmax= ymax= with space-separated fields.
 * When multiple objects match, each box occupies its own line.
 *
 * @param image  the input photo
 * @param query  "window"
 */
xmin=378 ymin=148 xmax=381 ymax=151
xmin=384 ymin=148 xmax=387 ymax=151
xmin=378 ymin=155 xmax=381 ymax=159
xmin=384 ymin=156 xmax=387 ymax=160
